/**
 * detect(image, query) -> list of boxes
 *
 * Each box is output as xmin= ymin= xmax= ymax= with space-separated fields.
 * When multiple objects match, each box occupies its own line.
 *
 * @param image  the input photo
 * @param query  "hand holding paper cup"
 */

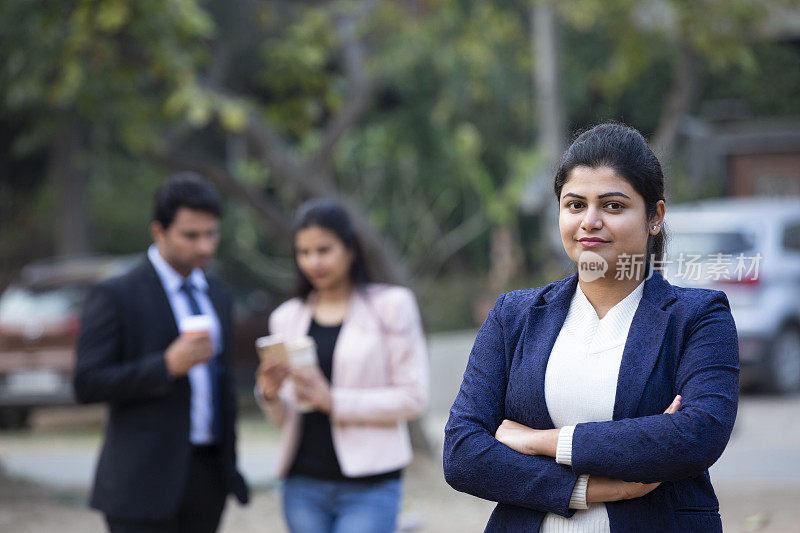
xmin=256 ymin=335 xmax=290 ymax=365
xmin=165 ymin=315 xmax=214 ymax=377
xmin=255 ymin=335 xmax=290 ymax=401
xmin=255 ymin=335 xmax=319 ymax=410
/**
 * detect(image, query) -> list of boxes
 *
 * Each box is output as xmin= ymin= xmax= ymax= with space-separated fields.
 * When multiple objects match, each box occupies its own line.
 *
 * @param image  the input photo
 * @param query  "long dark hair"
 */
xmin=292 ymin=199 xmax=372 ymax=299
xmin=553 ymin=123 xmax=667 ymax=268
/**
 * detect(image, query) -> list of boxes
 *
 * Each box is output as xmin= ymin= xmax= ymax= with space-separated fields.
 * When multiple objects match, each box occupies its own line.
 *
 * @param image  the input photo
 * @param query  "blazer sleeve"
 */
xmin=443 ymin=294 xmax=581 ymax=518
xmin=73 ymin=284 xmax=173 ymax=403
xmin=569 ymin=291 xmax=740 ymax=483
xmin=331 ymin=288 xmax=430 ymax=424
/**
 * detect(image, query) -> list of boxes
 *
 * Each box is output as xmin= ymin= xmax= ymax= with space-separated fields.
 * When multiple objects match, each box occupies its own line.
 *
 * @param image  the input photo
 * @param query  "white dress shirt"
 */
xmin=541 ymin=279 xmax=645 ymax=533
xmin=148 ymin=244 xmax=223 ymax=445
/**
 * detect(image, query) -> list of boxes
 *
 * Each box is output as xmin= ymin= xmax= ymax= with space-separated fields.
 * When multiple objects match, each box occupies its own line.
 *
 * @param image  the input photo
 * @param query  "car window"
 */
xmin=0 ymin=284 xmax=90 ymax=326
xmin=782 ymin=222 xmax=800 ymax=252
xmin=667 ymin=231 xmax=756 ymax=258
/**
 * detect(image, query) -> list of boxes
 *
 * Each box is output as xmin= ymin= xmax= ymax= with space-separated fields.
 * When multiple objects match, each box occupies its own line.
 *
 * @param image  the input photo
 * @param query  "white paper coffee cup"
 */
xmin=255 ymin=334 xmax=289 ymax=365
xmin=179 ymin=315 xmax=213 ymax=337
xmin=287 ymin=336 xmax=318 ymax=412
xmin=286 ymin=336 xmax=317 ymax=368
xmin=256 ymin=334 xmax=284 ymax=350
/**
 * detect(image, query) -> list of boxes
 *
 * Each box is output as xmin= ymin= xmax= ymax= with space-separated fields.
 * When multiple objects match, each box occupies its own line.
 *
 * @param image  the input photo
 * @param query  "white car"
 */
xmin=663 ymin=198 xmax=800 ymax=393
xmin=0 ymin=255 xmax=138 ymax=428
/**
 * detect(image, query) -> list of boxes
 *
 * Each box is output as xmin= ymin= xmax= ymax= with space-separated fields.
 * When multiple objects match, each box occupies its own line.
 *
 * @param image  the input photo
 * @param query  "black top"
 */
xmin=287 ymin=318 xmax=402 ymax=483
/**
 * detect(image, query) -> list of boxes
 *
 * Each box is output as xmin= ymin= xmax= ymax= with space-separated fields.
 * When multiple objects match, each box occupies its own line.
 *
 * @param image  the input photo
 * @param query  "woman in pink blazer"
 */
xmin=256 ymin=199 xmax=429 ymax=533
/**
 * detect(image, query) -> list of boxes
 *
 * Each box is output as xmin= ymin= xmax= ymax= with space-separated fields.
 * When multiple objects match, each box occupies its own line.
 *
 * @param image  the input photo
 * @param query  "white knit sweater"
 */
xmin=540 ymin=280 xmax=645 ymax=533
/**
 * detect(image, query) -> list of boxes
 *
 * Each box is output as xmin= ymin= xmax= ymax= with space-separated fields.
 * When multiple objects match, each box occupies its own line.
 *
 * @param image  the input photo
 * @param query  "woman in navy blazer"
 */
xmin=443 ymin=123 xmax=739 ymax=532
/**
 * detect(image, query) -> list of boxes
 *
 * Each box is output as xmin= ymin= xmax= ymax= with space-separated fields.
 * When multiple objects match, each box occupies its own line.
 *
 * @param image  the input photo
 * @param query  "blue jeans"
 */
xmin=282 ymin=475 xmax=401 ymax=533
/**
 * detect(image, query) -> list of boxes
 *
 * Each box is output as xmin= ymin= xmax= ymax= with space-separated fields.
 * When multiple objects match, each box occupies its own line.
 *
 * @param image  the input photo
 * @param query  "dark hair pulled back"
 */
xmin=553 ymin=123 xmax=667 ymax=267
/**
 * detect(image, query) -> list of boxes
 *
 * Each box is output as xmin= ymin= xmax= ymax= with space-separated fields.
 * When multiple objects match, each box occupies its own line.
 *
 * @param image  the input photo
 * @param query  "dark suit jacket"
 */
xmin=74 ymin=257 xmax=249 ymax=521
xmin=443 ymin=269 xmax=739 ymax=532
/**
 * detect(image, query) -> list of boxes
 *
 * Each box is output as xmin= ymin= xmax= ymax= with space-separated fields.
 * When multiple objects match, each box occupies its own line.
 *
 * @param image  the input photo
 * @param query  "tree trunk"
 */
xmin=532 ymin=1 xmax=566 ymax=265
xmin=49 ymin=121 xmax=90 ymax=257
xmin=533 ymin=1 xmax=565 ymax=169
xmin=489 ymin=223 xmax=524 ymax=295
xmin=652 ymin=40 xmax=699 ymax=163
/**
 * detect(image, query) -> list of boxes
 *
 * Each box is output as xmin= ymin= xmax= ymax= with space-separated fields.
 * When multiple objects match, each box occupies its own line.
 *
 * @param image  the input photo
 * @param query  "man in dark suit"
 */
xmin=74 ymin=173 xmax=249 ymax=532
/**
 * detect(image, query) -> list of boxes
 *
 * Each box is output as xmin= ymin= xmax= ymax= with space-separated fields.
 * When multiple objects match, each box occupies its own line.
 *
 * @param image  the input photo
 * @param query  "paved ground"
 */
xmin=2 ymin=331 xmax=800 ymax=532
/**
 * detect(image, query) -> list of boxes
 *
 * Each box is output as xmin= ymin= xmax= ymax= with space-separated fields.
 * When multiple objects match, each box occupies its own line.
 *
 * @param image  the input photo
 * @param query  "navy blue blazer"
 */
xmin=443 ymin=269 xmax=739 ymax=532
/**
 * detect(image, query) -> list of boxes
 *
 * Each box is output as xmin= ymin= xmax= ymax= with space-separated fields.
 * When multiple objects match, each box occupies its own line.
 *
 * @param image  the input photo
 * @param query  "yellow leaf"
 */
xmin=187 ymin=99 xmax=211 ymax=127
xmin=95 ymin=0 xmax=129 ymax=32
xmin=219 ymin=100 xmax=247 ymax=132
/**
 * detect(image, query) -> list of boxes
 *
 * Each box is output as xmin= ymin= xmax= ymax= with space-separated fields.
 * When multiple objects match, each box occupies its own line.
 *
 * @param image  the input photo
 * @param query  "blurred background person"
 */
xmin=255 ymin=198 xmax=429 ymax=533
xmin=73 ymin=174 xmax=249 ymax=533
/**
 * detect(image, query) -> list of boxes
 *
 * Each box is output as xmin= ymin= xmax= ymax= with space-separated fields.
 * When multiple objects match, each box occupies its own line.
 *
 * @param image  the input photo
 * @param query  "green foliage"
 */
xmin=333 ymin=0 xmax=537 ymax=270
xmin=557 ymin=0 xmax=799 ymax=132
xmin=2 ymin=0 xmax=210 ymax=158
xmin=3 ymin=0 xmax=800 ymax=317
xmin=87 ymin=154 xmax=162 ymax=253
xmin=702 ymin=42 xmax=800 ymax=118
xmin=256 ymin=4 xmax=338 ymax=139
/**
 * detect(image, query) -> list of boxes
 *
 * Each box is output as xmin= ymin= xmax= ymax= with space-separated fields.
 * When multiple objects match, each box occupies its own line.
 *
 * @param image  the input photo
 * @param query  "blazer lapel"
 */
xmin=521 ymin=274 xmax=578 ymax=429
xmin=140 ymin=258 xmax=180 ymax=341
xmin=206 ymin=281 xmax=230 ymax=357
xmin=329 ymin=289 xmax=369 ymax=388
xmin=293 ymin=295 xmax=315 ymax=340
xmin=613 ymin=270 xmax=676 ymax=420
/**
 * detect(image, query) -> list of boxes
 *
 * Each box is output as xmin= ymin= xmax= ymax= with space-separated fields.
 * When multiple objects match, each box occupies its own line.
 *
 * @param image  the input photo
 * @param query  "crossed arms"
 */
xmin=443 ymin=292 xmax=739 ymax=517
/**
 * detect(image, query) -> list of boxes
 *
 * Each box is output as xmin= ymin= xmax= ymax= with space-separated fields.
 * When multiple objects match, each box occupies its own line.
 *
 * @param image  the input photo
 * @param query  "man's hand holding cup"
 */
xmin=166 ymin=315 xmax=214 ymax=377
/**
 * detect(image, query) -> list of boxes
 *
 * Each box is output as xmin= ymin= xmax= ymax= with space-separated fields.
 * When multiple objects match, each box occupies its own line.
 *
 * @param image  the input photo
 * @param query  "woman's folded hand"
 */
xmin=586 ymin=476 xmax=661 ymax=503
xmin=494 ymin=419 xmax=560 ymax=456
xmin=664 ymin=395 xmax=681 ymax=414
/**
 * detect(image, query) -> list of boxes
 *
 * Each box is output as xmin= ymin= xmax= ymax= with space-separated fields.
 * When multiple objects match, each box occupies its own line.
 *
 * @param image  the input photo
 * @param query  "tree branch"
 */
xmin=154 ymin=151 xmax=292 ymax=238
xmin=309 ymin=0 xmax=379 ymax=173
xmin=413 ymin=212 xmax=489 ymax=278
xmin=160 ymin=2 xmax=411 ymax=286
xmin=243 ymin=110 xmax=320 ymax=191
xmin=337 ymin=196 xmax=413 ymax=285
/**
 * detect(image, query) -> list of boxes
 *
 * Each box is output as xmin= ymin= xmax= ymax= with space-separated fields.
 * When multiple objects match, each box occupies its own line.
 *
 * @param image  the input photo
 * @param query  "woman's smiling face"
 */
xmin=559 ymin=165 xmax=663 ymax=278
xmin=294 ymin=225 xmax=354 ymax=292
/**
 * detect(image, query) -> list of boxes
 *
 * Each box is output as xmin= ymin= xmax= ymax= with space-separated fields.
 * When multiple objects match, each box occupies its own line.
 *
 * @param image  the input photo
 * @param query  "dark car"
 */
xmin=0 ymin=255 xmax=273 ymax=429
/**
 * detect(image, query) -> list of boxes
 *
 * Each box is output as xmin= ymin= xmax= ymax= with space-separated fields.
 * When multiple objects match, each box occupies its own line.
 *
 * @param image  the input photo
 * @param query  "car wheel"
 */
xmin=767 ymin=326 xmax=800 ymax=394
xmin=0 ymin=406 xmax=31 ymax=430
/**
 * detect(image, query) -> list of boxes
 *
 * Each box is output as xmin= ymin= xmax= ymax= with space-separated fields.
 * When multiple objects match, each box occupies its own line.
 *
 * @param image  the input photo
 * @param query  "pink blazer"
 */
xmin=257 ymin=284 xmax=429 ymax=478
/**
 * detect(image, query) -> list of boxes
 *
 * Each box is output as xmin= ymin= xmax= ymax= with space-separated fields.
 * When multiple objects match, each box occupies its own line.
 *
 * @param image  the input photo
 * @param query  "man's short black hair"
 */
xmin=152 ymin=172 xmax=222 ymax=229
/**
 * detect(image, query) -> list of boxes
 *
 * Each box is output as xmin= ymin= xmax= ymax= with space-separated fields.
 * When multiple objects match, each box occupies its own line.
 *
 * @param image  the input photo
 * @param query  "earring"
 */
xmin=652 ymin=225 xmax=659 ymax=232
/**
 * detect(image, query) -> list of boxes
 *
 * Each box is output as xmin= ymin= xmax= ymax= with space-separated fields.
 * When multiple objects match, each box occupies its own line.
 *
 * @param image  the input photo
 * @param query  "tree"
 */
xmin=3 ymin=0 xmax=800 ymax=301
xmin=1 ymin=0 xmax=217 ymax=255
xmin=557 ymin=0 xmax=800 ymax=161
